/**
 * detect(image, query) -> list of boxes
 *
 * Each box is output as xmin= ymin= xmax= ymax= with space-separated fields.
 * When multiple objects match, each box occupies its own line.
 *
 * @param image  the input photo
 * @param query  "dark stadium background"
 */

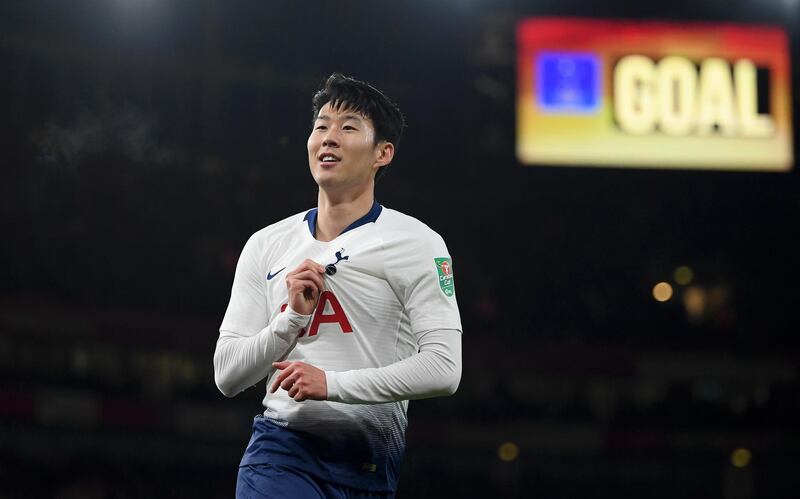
xmin=1 ymin=1 xmax=798 ymax=497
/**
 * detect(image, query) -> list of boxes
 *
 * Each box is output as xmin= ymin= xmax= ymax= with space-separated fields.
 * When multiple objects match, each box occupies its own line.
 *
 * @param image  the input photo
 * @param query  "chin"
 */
xmin=313 ymin=173 xmax=342 ymax=189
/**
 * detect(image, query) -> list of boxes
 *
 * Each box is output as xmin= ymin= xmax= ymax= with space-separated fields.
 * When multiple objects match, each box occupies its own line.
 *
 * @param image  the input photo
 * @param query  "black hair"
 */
xmin=311 ymin=73 xmax=405 ymax=180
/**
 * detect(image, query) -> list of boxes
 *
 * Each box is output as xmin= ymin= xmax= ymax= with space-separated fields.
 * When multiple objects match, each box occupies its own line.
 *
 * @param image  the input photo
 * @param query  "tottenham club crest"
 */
xmin=435 ymin=257 xmax=455 ymax=297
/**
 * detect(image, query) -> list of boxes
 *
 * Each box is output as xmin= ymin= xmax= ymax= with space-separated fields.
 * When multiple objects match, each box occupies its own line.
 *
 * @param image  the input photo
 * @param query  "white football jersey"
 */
xmin=219 ymin=202 xmax=462 ymax=472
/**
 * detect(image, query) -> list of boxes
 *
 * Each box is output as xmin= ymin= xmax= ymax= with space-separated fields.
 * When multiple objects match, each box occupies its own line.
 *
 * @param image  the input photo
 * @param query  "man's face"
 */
xmin=307 ymin=102 xmax=386 ymax=191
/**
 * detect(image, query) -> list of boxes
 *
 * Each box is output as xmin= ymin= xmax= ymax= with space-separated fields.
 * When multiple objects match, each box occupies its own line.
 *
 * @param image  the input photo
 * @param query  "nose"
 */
xmin=322 ymin=127 xmax=340 ymax=148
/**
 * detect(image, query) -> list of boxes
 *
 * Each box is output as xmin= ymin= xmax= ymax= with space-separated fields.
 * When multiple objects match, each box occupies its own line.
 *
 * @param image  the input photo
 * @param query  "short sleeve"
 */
xmin=384 ymin=230 xmax=462 ymax=334
xmin=219 ymin=234 xmax=269 ymax=336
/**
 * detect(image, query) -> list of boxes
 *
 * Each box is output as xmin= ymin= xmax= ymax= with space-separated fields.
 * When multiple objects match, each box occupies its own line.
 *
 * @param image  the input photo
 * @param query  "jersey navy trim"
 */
xmin=303 ymin=200 xmax=383 ymax=238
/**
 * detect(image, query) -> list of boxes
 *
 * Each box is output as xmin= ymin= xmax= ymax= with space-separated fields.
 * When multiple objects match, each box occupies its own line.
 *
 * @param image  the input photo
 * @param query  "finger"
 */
xmin=306 ymin=275 xmax=324 ymax=296
xmin=288 ymin=278 xmax=320 ymax=296
xmin=272 ymin=361 xmax=290 ymax=369
xmin=288 ymin=260 xmax=325 ymax=277
xmin=288 ymin=263 xmax=305 ymax=274
xmin=303 ymin=259 xmax=325 ymax=274
xmin=280 ymin=373 xmax=299 ymax=391
xmin=270 ymin=364 xmax=295 ymax=393
xmin=287 ymin=384 xmax=300 ymax=399
xmin=293 ymin=268 xmax=324 ymax=280
xmin=290 ymin=270 xmax=324 ymax=290
xmin=288 ymin=271 xmax=321 ymax=287
xmin=284 ymin=265 xmax=307 ymax=280
xmin=271 ymin=374 xmax=287 ymax=393
xmin=304 ymin=268 xmax=325 ymax=290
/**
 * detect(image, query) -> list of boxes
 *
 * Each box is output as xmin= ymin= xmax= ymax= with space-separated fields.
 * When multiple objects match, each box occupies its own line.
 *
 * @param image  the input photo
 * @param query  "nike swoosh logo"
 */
xmin=267 ymin=267 xmax=286 ymax=280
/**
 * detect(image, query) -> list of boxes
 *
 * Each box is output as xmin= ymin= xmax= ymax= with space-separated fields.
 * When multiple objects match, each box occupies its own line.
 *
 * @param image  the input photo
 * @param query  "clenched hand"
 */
xmin=285 ymin=259 xmax=325 ymax=315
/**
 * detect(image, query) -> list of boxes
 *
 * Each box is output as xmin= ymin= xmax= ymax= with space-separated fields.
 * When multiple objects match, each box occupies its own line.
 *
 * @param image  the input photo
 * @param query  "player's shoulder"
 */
xmin=245 ymin=209 xmax=311 ymax=249
xmin=377 ymin=206 xmax=448 ymax=247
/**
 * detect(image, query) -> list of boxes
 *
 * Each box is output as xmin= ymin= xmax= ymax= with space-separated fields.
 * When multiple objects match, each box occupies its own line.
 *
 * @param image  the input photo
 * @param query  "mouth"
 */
xmin=318 ymin=152 xmax=341 ymax=168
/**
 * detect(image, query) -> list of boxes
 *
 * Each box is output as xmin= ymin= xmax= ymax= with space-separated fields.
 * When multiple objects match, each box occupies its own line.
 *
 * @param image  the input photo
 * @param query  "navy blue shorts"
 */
xmin=236 ymin=462 xmax=395 ymax=499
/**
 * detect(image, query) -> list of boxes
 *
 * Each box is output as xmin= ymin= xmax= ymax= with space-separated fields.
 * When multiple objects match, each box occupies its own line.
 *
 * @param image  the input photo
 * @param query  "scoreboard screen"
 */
xmin=516 ymin=17 xmax=794 ymax=171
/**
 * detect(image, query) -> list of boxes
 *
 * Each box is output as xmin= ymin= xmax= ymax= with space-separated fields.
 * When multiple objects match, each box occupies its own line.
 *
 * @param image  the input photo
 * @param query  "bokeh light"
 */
xmin=731 ymin=448 xmax=752 ymax=468
xmin=498 ymin=442 xmax=520 ymax=462
xmin=652 ymin=282 xmax=673 ymax=302
xmin=683 ymin=285 xmax=706 ymax=321
xmin=674 ymin=265 xmax=694 ymax=285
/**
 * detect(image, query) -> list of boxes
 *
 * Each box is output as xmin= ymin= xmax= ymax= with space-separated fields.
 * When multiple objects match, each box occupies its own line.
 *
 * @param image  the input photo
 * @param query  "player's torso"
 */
xmin=261 ymin=220 xmax=414 ymax=372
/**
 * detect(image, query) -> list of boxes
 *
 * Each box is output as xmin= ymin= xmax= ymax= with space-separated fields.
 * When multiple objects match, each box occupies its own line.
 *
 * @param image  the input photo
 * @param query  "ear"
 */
xmin=374 ymin=141 xmax=395 ymax=170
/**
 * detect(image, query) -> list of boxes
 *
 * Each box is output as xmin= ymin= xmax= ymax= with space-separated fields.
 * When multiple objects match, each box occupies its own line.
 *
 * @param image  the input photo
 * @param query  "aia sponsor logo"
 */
xmin=281 ymin=291 xmax=353 ymax=337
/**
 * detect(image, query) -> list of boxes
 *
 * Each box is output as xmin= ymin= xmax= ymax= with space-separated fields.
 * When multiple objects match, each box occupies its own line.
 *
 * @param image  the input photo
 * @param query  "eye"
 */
xmin=343 ymin=125 xmax=357 ymax=130
xmin=315 ymin=125 xmax=327 ymax=131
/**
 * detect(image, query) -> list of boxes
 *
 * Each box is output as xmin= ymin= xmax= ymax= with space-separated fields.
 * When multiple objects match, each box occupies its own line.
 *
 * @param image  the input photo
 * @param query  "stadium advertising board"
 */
xmin=516 ymin=18 xmax=793 ymax=171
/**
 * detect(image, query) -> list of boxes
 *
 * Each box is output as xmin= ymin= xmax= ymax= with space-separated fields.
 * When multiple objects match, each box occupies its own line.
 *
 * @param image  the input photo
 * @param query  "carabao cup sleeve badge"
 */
xmin=434 ymin=257 xmax=455 ymax=297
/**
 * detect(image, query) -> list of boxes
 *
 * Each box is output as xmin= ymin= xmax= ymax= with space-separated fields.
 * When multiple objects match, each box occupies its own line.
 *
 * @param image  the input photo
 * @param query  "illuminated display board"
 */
xmin=517 ymin=18 xmax=794 ymax=171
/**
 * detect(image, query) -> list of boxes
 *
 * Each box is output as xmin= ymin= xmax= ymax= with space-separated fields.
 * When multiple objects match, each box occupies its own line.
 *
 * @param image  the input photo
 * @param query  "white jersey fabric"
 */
xmin=215 ymin=202 xmax=462 ymax=475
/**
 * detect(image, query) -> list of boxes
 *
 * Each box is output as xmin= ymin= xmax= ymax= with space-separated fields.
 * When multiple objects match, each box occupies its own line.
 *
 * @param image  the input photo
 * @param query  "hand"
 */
xmin=270 ymin=361 xmax=328 ymax=401
xmin=285 ymin=259 xmax=325 ymax=315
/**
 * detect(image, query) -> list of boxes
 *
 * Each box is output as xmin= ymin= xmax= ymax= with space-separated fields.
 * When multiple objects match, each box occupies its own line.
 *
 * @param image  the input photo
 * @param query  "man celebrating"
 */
xmin=214 ymin=73 xmax=462 ymax=498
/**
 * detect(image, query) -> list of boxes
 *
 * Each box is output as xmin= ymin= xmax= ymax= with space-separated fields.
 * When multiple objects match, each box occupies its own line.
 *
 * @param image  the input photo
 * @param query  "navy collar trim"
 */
xmin=303 ymin=200 xmax=383 ymax=238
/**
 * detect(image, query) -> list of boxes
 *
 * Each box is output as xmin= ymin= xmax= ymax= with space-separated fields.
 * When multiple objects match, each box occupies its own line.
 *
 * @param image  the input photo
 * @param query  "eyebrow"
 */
xmin=316 ymin=114 xmax=364 ymax=122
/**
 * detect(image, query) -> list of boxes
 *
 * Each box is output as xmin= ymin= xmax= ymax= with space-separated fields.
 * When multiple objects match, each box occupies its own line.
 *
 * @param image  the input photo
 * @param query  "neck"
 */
xmin=315 ymin=182 xmax=375 ymax=242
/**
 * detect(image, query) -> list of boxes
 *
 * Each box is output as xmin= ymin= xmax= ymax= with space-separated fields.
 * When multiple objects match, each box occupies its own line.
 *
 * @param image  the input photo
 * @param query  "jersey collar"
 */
xmin=304 ymin=200 xmax=383 ymax=238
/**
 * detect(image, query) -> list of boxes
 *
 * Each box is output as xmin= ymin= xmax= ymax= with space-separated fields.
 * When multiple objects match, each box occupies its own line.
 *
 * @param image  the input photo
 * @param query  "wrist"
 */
xmin=324 ymin=370 xmax=341 ymax=402
xmin=283 ymin=305 xmax=313 ymax=330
